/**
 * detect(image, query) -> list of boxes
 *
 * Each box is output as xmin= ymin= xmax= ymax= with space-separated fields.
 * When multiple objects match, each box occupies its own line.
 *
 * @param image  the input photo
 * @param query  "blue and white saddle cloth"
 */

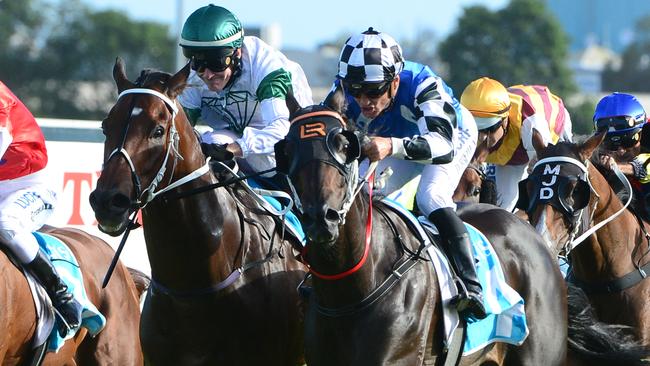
xmin=381 ymin=198 xmax=529 ymax=355
xmin=28 ymin=232 xmax=106 ymax=353
xmin=246 ymin=179 xmax=306 ymax=245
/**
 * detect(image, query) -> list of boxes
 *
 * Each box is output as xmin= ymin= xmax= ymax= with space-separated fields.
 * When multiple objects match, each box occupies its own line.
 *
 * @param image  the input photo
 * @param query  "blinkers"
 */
xmin=275 ymin=109 xmax=360 ymax=177
xmin=516 ymin=159 xmax=591 ymax=218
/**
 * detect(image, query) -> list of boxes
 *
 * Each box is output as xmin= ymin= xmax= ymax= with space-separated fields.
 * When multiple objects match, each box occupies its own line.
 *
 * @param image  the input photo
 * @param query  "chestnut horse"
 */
xmin=453 ymin=162 xmax=497 ymax=206
xmin=89 ymin=59 xmax=306 ymax=365
xmin=0 ymin=226 xmax=143 ymax=365
xmin=517 ymin=132 xmax=650 ymax=347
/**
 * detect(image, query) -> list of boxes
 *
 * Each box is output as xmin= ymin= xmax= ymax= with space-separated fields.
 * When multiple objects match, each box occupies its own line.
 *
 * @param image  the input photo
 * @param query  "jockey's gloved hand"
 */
xmin=201 ymin=142 xmax=235 ymax=161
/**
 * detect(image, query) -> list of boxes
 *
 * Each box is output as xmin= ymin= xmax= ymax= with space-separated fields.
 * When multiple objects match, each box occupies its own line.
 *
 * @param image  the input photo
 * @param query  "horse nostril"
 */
xmin=88 ymin=191 xmax=99 ymax=210
xmin=325 ymin=208 xmax=341 ymax=222
xmin=111 ymin=193 xmax=132 ymax=210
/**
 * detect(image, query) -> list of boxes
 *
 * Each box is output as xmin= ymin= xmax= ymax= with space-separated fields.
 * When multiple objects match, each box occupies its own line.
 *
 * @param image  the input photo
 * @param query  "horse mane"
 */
xmin=134 ymin=68 xmax=187 ymax=95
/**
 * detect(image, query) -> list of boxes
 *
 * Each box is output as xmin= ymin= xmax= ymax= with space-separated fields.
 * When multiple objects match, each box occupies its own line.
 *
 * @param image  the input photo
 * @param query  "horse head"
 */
xmin=275 ymin=84 xmax=361 ymax=244
xmin=89 ymin=58 xmax=203 ymax=236
xmin=516 ymin=132 xmax=606 ymax=253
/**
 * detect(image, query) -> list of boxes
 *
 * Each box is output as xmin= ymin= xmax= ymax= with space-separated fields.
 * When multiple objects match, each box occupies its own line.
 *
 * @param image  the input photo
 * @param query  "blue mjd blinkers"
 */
xmin=516 ymin=160 xmax=590 ymax=217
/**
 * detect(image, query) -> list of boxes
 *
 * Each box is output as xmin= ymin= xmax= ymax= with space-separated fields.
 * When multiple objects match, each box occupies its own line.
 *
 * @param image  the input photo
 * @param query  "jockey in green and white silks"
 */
xmin=178 ymin=5 xmax=313 ymax=174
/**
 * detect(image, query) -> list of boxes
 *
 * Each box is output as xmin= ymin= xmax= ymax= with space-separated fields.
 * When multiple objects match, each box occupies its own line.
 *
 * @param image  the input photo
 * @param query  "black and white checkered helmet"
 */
xmin=337 ymin=28 xmax=404 ymax=84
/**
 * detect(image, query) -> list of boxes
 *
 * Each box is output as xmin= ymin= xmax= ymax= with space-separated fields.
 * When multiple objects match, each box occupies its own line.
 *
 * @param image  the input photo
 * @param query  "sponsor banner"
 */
xmin=44 ymin=139 xmax=151 ymax=275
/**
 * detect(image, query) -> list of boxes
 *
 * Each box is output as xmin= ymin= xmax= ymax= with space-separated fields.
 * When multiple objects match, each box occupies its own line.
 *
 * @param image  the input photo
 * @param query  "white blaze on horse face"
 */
xmin=131 ymin=107 xmax=143 ymax=117
xmin=534 ymin=212 xmax=555 ymax=249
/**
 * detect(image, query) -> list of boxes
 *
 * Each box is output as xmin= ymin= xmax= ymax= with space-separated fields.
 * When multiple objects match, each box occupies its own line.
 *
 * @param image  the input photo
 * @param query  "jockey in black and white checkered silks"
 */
xmin=330 ymin=27 xmax=486 ymax=320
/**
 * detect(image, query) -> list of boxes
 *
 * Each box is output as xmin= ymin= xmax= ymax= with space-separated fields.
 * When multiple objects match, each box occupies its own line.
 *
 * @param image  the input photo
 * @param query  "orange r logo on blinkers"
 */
xmin=300 ymin=122 xmax=326 ymax=139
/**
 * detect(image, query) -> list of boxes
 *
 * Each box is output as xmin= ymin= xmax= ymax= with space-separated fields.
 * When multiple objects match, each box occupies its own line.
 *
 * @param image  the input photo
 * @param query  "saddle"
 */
xmin=379 ymin=199 xmax=529 ymax=355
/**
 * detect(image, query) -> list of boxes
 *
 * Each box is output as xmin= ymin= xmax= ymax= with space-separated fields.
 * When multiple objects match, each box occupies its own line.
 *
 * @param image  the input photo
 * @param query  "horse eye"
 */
xmin=152 ymin=125 xmax=165 ymax=138
xmin=338 ymin=134 xmax=350 ymax=150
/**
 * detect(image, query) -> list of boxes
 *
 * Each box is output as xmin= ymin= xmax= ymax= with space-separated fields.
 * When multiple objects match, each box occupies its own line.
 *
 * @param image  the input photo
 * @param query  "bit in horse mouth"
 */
xmin=98 ymin=220 xmax=128 ymax=236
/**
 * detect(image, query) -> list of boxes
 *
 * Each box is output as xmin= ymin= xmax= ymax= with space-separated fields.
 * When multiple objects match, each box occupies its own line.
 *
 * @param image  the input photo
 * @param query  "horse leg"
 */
xmin=77 ymin=263 xmax=143 ymax=366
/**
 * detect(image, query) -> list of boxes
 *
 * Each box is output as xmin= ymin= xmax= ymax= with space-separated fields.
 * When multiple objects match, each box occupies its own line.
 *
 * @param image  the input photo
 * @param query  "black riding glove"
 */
xmin=200 ymin=142 xmax=235 ymax=161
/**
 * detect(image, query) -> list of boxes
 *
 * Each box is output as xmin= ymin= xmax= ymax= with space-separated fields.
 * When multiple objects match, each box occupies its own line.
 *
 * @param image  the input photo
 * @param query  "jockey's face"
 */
xmin=603 ymin=141 xmax=640 ymax=162
xmin=352 ymin=76 xmax=400 ymax=119
xmin=196 ymin=48 xmax=241 ymax=92
xmin=479 ymin=117 xmax=508 ymax=150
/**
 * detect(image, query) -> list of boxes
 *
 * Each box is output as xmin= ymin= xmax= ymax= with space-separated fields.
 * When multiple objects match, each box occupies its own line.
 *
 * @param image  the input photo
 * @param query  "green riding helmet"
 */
xmin=180 ymin=4 xmax=244 ymax=58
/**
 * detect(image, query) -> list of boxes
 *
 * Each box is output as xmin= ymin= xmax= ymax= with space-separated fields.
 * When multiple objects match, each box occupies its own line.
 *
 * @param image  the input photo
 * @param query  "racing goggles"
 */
xmin=187 ymin=48 xmax=236 ymax=73
xmin=481 ymin=118 xmax=505 ymax=134
xmin=603 ymin=132 xmax=640 ymax=150
xmin=343 ymin=80 xmax=391 ymax=98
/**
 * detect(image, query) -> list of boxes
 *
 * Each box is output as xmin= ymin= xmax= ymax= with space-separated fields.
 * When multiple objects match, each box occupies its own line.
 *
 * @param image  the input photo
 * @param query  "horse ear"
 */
xmin=113 ymin=57 xmax=135 ymax=93
xmin=578 ymin=131 xmax=606 ymax=160
xmin=167 ymin=61 xmax=191 ymax=99
xmin=285 ymin=92 xmax=302 ymax=120
xmin=323 ymin=83 xmax=347 ymax=115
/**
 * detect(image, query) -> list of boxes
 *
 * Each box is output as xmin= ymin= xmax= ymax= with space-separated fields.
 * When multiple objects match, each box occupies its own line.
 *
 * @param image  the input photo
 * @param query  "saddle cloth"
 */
xmin=28 ymin=232 xmax=106 ymax=353
xmin=381 ymin=198 xmax=529 ymax=355
xmin=246 ymin=178 xmax=306 ymax=245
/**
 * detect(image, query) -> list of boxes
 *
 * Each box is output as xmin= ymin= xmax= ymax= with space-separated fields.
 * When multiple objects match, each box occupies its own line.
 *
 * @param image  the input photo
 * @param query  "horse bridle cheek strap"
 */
xmin=305 ymin=174 xmax=374 ymax=280
xmin=108 ymin=88 xmax=209 ymax=208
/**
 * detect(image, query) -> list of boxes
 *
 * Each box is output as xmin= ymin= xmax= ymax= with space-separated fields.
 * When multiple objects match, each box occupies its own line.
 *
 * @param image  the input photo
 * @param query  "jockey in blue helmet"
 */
xmin=594 ymin=92 xmax=650 ymax=219
xmin=594 ymin=92 xmax=647 ymax=152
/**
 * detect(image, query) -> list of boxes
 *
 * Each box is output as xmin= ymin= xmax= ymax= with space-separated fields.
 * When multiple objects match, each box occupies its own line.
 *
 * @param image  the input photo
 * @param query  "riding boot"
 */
xmin=26 ymin=250 xmax=83 ymax=335
xmin=429 ymin=208 xmax=487 ymax=320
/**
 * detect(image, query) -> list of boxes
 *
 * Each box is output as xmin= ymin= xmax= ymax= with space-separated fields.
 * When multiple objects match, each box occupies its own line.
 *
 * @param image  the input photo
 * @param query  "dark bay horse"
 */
xmin=517 ymin=132 xmax=650 ymax=347
xmin=275 ymin=87 xmax=573 ymax=366
xmin=0 ymin=226 xmax=143 ymax=365
xmin=89 ymin=59 xmax=306 ymax=365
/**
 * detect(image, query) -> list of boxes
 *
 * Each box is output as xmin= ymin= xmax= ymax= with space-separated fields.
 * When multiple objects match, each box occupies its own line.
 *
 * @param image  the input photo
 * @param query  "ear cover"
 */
xmin=274 ymin=139 xmax=289 ymax=175
xmin=341 ymin=131 xmax=361 ymax=163
xmin=515 ymin=178 xmax=530 ymax=211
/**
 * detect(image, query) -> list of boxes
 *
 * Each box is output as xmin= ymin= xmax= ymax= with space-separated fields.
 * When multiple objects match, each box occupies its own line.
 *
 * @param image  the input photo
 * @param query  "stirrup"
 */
xmin=449 ymin=278 xmax=487 ymax=320
xmin=52 ymin=298 xmax=83 ymax=337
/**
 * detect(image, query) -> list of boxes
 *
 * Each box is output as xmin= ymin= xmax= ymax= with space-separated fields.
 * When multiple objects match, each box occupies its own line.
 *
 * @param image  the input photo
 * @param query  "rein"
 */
xmin=300 ymin=162 xmax=378 ymax=280
xmin=103 ymin=87 xmax=207 ymax=286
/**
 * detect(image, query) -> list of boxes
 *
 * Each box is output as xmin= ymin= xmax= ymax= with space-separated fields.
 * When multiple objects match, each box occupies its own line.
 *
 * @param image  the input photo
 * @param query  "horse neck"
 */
xmin=141 ymin=137 xmax=243 ymax=289
xmin=310 ymin=195 xmax=396 ymax=306
xmin=573 ymin=165 xmax=644 ymax=277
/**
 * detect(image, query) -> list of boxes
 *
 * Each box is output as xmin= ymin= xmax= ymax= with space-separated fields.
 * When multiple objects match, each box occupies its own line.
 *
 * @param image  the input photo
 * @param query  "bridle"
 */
xmin=277 ymin=109 xmax=378 ymax=280
xmin=521 ymin=155 xmax=633 ymax=254
xmin=276 ymin=110 xmax=364 ymax=225
xmin=105 ymin=88 xmax=210 ymax=209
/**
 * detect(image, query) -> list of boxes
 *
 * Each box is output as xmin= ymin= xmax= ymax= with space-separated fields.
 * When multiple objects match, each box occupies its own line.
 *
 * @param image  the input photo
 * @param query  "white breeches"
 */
xmin=0 ymin=170 xmax=58 ymax=263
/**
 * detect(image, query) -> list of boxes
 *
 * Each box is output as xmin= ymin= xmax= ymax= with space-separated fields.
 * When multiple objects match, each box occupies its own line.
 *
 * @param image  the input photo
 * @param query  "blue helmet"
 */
xmin=594 ymin=93 xmax=647 ymax=150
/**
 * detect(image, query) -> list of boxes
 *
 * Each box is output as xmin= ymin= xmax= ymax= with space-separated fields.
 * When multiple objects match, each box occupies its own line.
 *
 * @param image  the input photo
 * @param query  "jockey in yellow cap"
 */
xmin=461 ymin=77 xmax=573 ymax=211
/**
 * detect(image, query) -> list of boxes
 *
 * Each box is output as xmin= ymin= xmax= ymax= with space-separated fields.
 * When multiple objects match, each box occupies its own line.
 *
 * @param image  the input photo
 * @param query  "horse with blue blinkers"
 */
xmin=517 ymin=132 xmax=650 ymax=348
